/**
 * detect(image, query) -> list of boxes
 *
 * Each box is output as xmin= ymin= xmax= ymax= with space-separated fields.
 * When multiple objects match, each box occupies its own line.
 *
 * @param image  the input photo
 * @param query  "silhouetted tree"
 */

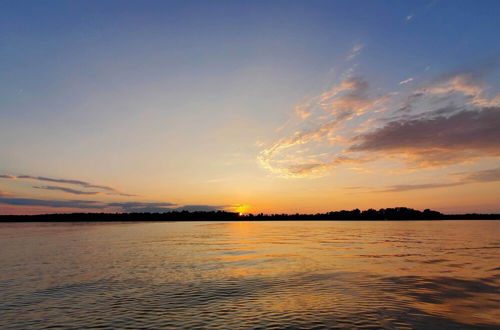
xmin=1 ymin=207 xmax=498 ymax=222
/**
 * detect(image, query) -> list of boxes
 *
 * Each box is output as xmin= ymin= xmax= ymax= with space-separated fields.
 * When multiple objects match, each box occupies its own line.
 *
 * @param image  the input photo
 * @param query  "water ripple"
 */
xmin=0 ymin=220 xmax=499 ymax=329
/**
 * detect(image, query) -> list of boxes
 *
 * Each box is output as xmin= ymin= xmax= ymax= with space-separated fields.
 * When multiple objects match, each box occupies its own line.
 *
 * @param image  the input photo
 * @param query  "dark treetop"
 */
xmin=0 ymin=207 xmax=499 ymax=221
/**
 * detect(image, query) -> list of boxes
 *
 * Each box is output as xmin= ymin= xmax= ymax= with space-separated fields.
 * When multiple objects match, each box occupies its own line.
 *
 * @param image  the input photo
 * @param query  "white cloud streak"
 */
xmin=399 ymin=77 xmax=414 ymax=85
xmin=346 ymin=44 xmax=364 ymax=61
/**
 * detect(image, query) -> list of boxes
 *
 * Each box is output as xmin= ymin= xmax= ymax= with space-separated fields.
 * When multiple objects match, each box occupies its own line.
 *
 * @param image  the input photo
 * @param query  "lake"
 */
xmin=0 ymin=220 xmax=498 ymax=329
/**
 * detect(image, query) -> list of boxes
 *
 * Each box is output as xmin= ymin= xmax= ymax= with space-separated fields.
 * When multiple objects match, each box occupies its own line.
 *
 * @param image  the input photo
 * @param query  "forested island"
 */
xmin=0 ymin=207 xmax=499 ymax=221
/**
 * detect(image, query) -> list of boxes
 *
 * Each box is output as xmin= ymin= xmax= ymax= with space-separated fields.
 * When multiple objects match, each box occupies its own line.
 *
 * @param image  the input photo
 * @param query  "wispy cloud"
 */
xmin=456 ymin=166 xmax=500 ymax=183
xmin=0 ymin=197 xmax=104 ymax=209
xmin=422 ymin=72 xmax=500 ymax=107
xmin=258 ymin=75 xmax=390 ymax=177
xmin=259 ymin=60 xmax=500 ymax=177
xmin=0 ymin=174 xmax=231 ymax=213
xmin=399 ymin=77 xmax=414 ymax=85
xmin=381 ymin=167 xmax=500 ymax=192
xmin=0 ymin=174 xmax=135 ymax=196
xmin=0 ymin=197 xmax=226 ymax=213
xmin=295 ymin=102 xmax=314 ymax=120
xmin=346 ymin=44 xmax=364 ymax=61
xmin=107 ymin=201 xmax=177 ymax=213
xmin=349 ymin=66 xmax=500 ymax=166
xmin=381 ymin=182 xmax=462 ymax=192
xmin=33 ymin=185 xmax=100 ymax=195
xmin=17 ymin=175 xmax=116 ymax=191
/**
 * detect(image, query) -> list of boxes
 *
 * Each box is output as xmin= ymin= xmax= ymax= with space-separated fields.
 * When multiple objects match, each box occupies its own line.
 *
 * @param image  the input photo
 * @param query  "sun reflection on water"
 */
xmin=0 ymin=220 xmax=498 ymax=329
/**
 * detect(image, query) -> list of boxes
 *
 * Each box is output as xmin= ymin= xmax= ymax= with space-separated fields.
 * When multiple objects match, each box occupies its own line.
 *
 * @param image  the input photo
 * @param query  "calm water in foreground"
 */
xmin=0 ymin=220 xmax=499 ymax=329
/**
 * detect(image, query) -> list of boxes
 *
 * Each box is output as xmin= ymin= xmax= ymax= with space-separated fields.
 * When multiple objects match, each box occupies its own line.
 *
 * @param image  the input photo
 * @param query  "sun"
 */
xmin=233 ymin=204 xmax=250 ymax=215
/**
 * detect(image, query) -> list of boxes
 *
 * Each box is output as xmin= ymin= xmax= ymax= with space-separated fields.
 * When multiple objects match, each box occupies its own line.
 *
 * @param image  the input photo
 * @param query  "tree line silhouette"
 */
xmin=0 ymin=207 xmax=499 ymax=221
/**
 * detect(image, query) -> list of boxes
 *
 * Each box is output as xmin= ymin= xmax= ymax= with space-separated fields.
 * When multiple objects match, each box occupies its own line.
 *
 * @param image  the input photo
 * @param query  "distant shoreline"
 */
xmin=1 ymin=219 xmax=499 ymax=223
xmin=1 ymin=208 xmax=499 ymax=222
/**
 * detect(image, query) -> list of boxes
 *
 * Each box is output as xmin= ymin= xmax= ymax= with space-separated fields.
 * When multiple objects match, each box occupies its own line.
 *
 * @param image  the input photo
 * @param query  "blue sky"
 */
xmin=1 ymin=0 xmax=500 ymax=214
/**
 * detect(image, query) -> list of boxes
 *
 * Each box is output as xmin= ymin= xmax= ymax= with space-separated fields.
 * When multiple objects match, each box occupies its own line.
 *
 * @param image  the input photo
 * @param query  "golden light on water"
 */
xmin=1 ymin=220 xmax=499 ymax=328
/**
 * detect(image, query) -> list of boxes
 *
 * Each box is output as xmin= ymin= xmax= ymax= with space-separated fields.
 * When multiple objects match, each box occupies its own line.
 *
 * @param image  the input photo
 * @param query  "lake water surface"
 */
xmin=0 ymin=220 xmax=499 ymax=329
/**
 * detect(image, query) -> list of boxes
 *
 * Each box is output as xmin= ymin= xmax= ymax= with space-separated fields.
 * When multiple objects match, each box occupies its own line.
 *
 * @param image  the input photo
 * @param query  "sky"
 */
xmin=1 ymin=0 xmax=500 ymax=215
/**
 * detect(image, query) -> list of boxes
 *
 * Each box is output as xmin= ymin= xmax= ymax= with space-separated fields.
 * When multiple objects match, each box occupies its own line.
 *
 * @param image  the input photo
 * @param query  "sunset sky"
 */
xmin=1 ymin=0 xmax=500 ymax=215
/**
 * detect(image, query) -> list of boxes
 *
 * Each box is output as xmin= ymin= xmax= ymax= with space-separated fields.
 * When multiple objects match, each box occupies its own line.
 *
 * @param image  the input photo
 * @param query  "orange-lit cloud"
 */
xmin=259 ymin=66 xmax=500 ymax=178
xmin=258 ymin=77 xmax=389 ymax=177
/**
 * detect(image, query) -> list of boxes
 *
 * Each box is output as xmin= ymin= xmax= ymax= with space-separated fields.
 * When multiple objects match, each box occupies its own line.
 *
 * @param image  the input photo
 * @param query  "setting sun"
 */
xmin=233 ymin=204 xmax=251 ymax=216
